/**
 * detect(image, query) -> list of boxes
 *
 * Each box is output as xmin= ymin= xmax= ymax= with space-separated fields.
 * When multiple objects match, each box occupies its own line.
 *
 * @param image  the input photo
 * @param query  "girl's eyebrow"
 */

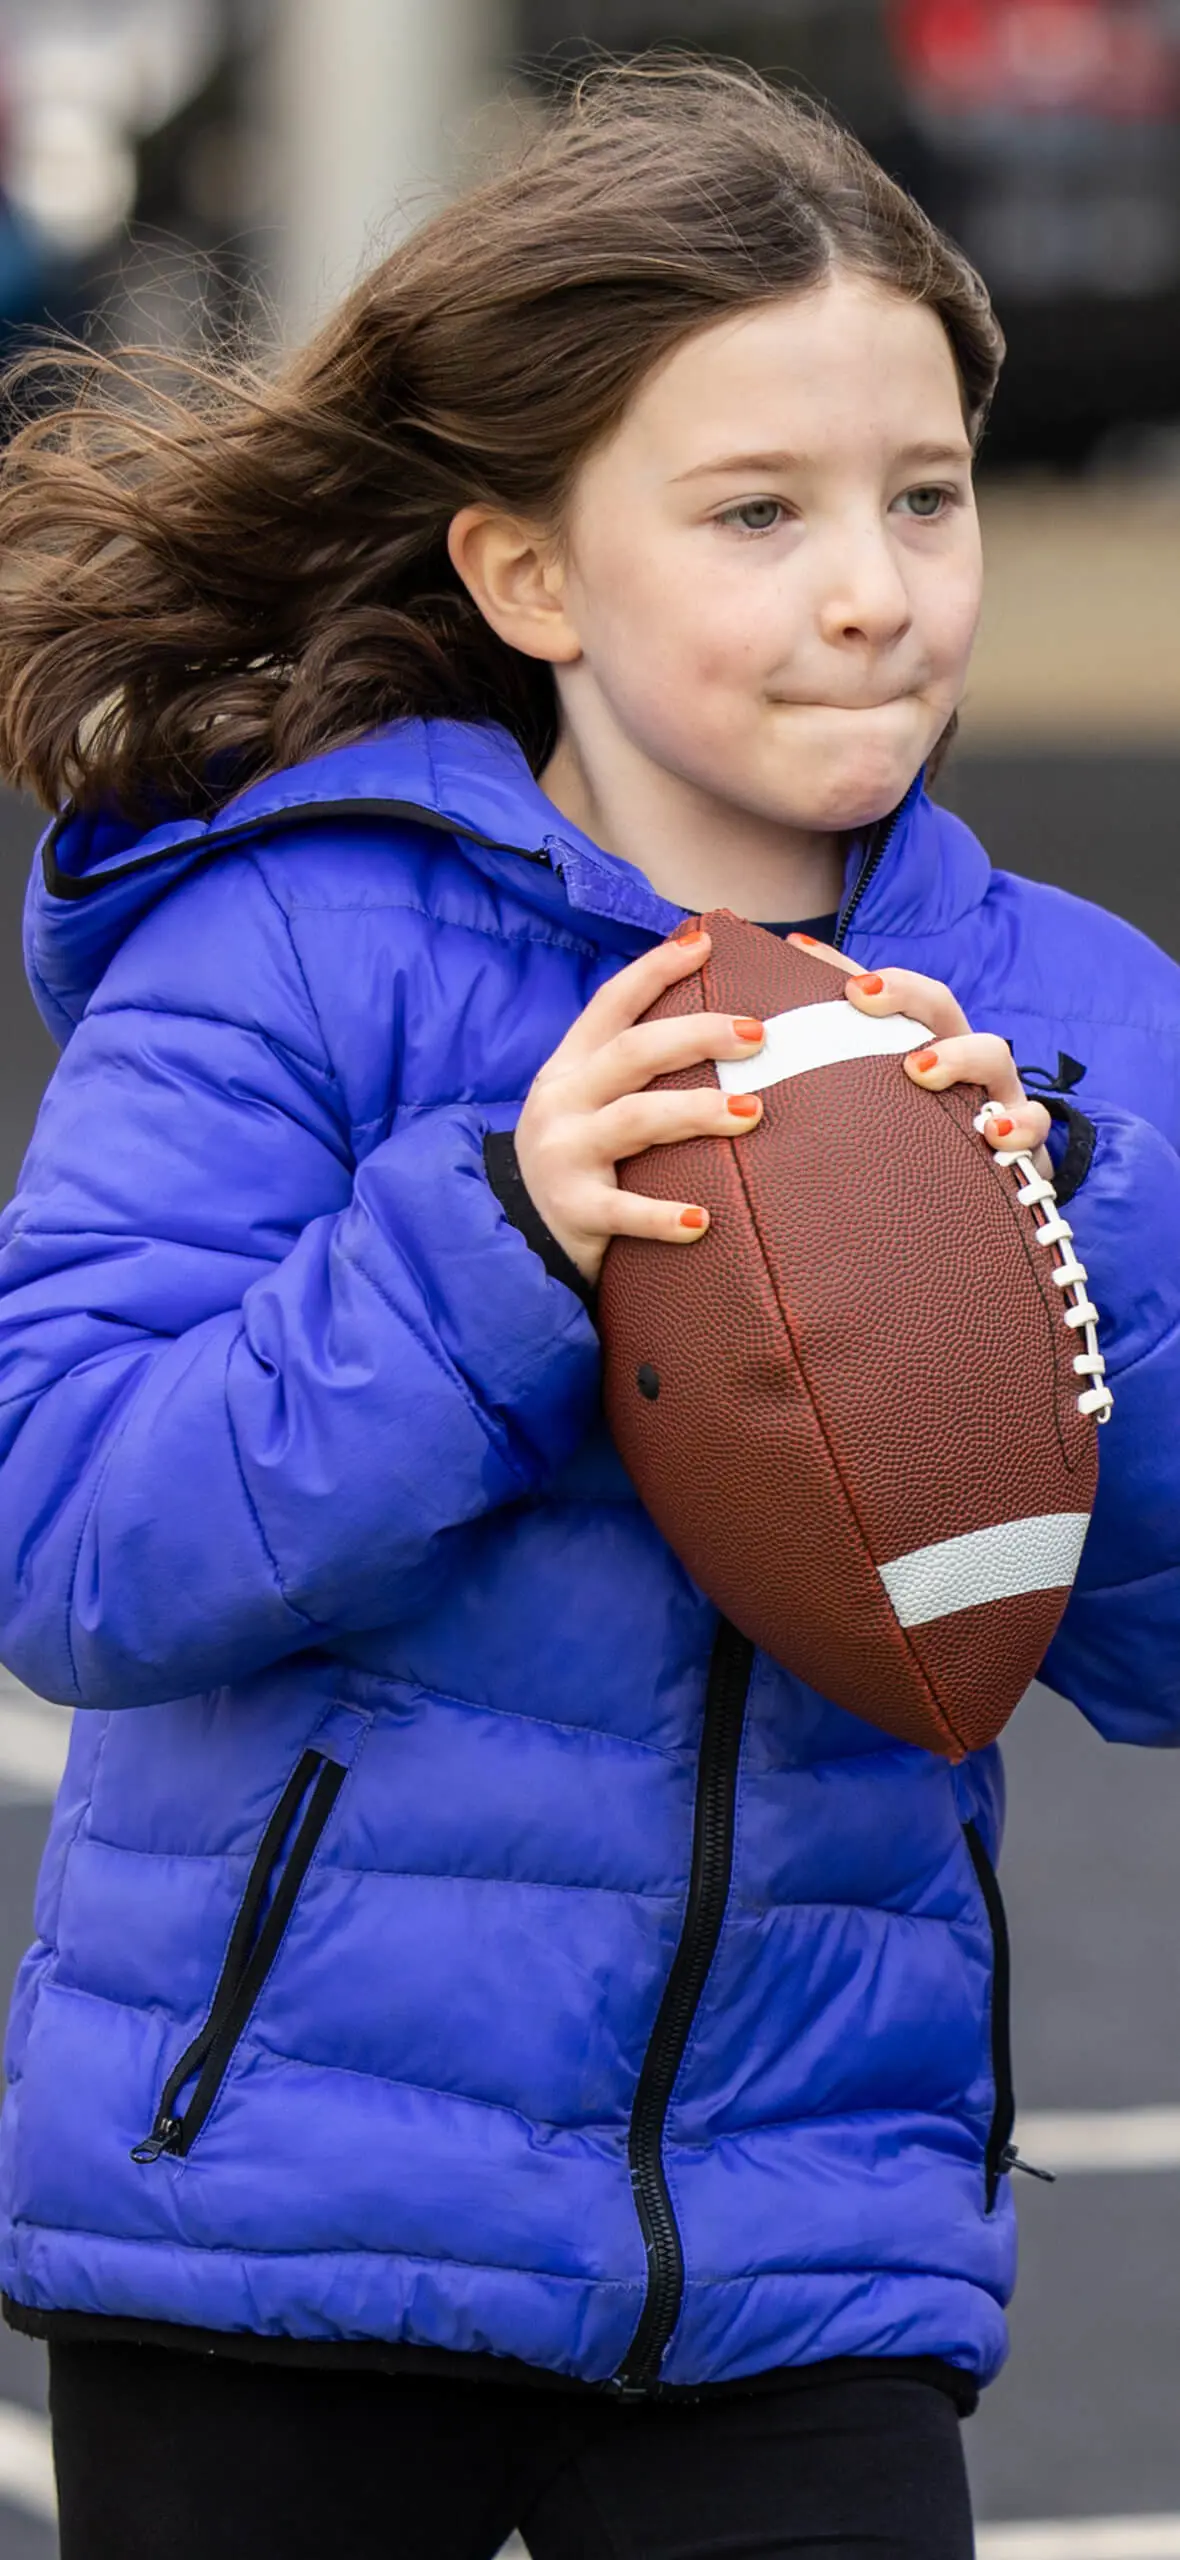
xmin=892 ymin=440 xmax=974 ymax=471
xmin=672 ymin=438 xmax=973 ymax=483
xmin=672 ymin=449 xmax=806 ymax=483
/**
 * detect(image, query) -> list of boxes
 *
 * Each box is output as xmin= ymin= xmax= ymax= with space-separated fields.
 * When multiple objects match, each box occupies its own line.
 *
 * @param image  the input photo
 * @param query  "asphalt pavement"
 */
xmin=0 ymin=754 xmax=1178 ymax=2555
xmin=965 ymin=479 xmax=1180 ymax=751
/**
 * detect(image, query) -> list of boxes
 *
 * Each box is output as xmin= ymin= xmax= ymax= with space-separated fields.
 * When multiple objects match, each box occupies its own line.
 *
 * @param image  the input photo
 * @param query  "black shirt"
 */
xmin=757 ymin=911 xmax=839 ymax=943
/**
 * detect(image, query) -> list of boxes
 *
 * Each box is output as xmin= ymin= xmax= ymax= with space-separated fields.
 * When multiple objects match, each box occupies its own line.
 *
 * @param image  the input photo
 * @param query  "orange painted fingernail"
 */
xmin=789 ymin=932 xmax=818 ymax=946
xmin=727 ymin=1095 xmax=760 ymax=1117
xmin=733 ymin=1018 xmax=764 ymax=1041
xmin=912 ymin=1050 xmax=938 ymax=1073
xmin=680 ymin=1207 xmax=707 ymax=1228
xmin=852 ymin=973 xmax=884 ymax=995
xmin=672 ymin=929 xmax=709 ymax=950
xmin=992 ymin=1115 xmax=1014 ymax=1137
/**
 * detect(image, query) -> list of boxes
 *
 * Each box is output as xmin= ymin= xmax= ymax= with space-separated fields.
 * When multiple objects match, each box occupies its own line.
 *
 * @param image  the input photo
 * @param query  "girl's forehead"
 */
xmin=609 ymin=279 xmax=968 ymax=473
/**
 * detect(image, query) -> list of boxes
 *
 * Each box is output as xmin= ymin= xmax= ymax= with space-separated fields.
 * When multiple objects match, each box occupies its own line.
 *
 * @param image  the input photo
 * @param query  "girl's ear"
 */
xmin=447 ymin=507 xmax=583 ymax=666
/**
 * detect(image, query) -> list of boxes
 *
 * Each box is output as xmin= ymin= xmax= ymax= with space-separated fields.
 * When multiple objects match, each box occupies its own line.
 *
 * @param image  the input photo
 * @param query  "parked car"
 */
xmin=886 ymin=0 xmax=1180 ymax=459
xmin=521 ymin=0 xmax=1180 ymax=462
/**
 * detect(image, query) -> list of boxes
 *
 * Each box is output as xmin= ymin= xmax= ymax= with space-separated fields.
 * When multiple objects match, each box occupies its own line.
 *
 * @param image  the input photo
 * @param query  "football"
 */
xmin=598 ymin=910 xmax=1111 ymax=1760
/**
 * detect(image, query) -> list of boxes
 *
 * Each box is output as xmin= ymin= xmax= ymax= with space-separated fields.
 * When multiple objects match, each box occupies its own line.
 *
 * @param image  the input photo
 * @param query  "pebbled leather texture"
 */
xmin=599 ymin=910 xmax=1099 ymax=1760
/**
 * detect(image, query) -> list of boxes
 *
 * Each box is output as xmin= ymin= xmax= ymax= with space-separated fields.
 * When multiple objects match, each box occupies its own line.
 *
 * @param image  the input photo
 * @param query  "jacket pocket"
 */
xmin=132 ymin=1747 xmax=346 ymax=2165
xmin=962 ymin=1818 xmax=1015 ymax=2212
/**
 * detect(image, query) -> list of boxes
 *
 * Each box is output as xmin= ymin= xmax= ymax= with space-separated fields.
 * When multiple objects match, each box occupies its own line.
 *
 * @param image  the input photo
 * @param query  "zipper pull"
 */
xmin=130 ymin=2115 xmax=183 ymax=2165
xmin=1000 ymin=2141 xmax=1056 ymax=2186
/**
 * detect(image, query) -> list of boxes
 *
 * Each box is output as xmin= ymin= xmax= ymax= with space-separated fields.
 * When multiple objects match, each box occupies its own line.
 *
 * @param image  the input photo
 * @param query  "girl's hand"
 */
xmin=513 ymin=928 xmax=767 ymax=1288
xmin=787 ymin=932 xmax=1053 ymax=1177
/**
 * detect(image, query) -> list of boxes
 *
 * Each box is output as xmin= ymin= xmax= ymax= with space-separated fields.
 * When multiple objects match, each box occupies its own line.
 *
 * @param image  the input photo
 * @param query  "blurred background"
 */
xmin=0 ymin=3 xmax=1177 ymax=2554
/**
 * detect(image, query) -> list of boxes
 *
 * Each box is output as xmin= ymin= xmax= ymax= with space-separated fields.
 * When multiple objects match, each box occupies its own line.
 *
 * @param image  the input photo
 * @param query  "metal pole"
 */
xmin=271 ymin=0 xmax=508 ymax=343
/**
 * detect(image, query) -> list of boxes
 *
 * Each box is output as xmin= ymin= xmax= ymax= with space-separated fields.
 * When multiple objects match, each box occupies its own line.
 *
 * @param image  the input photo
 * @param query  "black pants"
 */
xmin=49 ymin=2339 xmax=975 ymax=2560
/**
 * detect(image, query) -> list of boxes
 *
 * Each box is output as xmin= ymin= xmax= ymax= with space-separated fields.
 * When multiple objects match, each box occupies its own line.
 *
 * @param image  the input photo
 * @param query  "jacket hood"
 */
xmin=24 ymin=717 xmax=988 ymax=1047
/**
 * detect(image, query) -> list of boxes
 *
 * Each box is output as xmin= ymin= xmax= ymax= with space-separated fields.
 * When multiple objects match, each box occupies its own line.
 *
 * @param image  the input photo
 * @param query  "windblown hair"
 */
xmin=0 ymin=57 xmax=1004 ymax=820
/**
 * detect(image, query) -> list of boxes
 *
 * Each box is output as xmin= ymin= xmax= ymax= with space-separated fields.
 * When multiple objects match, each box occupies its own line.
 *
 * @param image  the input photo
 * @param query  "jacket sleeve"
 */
xmin=482 ymin=1129 xmax=600 ymax=1324
xmin=0 ymin=856 xmax=601 ymax=1710
xmin=1040 ymin=1098 xmax=1180 ymax=1744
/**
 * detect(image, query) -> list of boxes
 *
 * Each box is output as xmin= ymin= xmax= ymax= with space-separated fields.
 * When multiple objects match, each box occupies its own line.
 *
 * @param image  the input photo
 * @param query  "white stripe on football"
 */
xmin=715 ymin=999 xmax=933 ymax=1096
xmin=880 ymin=1512 xmax=1092 ymax=1630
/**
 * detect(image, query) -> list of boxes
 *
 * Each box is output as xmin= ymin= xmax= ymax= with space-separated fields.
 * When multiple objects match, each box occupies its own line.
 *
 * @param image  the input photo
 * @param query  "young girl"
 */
xmin=0 ymin=59 xmax=1177 ymax=2560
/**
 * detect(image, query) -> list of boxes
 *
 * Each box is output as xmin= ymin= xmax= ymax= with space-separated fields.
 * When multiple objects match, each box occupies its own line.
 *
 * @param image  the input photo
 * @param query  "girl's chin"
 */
xmin=772 ymin=717 xmax=933 ymax=831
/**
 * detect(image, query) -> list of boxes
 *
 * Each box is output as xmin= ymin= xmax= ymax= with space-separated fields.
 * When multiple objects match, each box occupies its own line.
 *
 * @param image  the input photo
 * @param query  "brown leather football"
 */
xmin=598 ymin=909 xmax=1110 ymax=1760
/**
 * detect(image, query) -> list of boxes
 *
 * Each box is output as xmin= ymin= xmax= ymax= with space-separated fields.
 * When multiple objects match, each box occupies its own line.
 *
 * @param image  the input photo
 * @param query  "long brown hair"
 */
xmin=0 ymin=57 xmax=1004 ymax=820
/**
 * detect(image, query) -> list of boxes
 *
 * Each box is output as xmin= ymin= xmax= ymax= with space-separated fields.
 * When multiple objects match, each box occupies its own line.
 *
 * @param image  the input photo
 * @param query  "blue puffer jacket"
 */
xmin=1 ymin=717 xmax=1179 ymax=2398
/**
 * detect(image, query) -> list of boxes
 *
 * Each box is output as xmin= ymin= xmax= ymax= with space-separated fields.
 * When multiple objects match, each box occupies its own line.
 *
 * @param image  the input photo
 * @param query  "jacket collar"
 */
xmin=413 ymin=723 xmax=993 ymax=948
xmin=838 ymin=779 xmax=992 ymax=950
xmin=28 ymin=717 xmax=993 ymax=1043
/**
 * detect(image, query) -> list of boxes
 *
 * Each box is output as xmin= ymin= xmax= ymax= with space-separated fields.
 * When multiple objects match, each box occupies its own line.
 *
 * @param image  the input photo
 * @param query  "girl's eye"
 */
xmin=897 ymin=485 xmax=952 ymax=520
xmin=717 ymin=498 xmax=785 ymax=536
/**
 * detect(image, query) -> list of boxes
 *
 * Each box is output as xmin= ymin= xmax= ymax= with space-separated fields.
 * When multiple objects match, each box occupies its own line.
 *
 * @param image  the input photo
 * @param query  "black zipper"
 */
xmin=833 ymin=802 xmax=906 ymax=952
xmin=962 ymin=1820 xmax=1016 ymax=2211
xmin=612 ymin=1621 xmax=755 ymax=2395
xmin=607 ymin=787 xmax=894 ymax=2365
xmin=131 ymin=1749 xmax=345 ymax=2164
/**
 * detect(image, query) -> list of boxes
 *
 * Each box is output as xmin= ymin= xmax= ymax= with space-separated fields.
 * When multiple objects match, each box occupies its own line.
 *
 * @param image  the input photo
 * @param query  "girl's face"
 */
xmin=550 ymin=272 xmax=983 ymax=838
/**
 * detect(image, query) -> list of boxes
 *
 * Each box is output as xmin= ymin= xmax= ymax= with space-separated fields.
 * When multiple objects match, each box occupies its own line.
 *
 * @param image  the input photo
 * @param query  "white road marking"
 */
xmin=1015 ymin=2107 xmax=1180 ymax=2174
xmin=976 ymin=2520 xmax=1180 ymax=2558
xmin=511 ymin=2530 xmax=1180 ymax=2560
xmin=0 ymin=1678 xmax=71 ymax=1802
xmin=0 ymin=2399 xmax=56 ymax=2522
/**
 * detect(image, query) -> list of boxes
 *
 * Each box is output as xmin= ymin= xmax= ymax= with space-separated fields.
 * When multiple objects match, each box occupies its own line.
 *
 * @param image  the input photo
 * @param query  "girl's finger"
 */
xmin=786 ymin=935 xmax=969 ymax=1042
xmin=785 ymin=931 xmax=859 ymax=974
xmin=905 ymin=1030 xmax=1052 ymax=1159
xmin=842 ymin=966 xmax=968 ymax=1043
xmin=904 ymin=1029 xmax=1024 ymax=1104
xmin=979 ymin=1102 xmax=1052 ymax=1163
xmin=584 ymin=1184 xmax=713 ymax=1248
xmin=972 ymin=1100 xmax=1053 ymax=1171
xmin=545 ymin=928 xmax=713 ymax=1070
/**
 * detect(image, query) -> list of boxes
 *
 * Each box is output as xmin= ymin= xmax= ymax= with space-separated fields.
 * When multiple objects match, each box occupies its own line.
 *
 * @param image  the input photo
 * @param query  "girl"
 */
xmin=0 ymin=58 xmax=1177 ymax=2560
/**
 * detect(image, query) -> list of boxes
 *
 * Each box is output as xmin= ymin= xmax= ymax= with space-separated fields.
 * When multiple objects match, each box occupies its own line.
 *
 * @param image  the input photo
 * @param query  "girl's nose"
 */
xmin=816 ymin=531 xmax=912 ymax=652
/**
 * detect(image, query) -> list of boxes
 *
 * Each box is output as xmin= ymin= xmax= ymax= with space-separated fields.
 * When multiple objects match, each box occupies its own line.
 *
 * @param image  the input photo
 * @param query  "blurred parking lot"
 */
xmin=968 ymin=477 xmax=1180 ymax=745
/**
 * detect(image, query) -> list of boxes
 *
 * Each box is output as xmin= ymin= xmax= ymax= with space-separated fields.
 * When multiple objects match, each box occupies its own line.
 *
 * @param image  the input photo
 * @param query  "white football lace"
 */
xmin=973 ymin=1103 xmax=1113 ymax=1423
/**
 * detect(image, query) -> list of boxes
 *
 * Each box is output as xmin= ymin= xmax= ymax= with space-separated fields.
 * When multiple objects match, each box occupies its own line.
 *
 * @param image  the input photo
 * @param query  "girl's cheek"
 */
xmin=695 ymin=594 xmax=795 ymax=684
xmin=926 ymin=551 xmax=983 ymax=665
